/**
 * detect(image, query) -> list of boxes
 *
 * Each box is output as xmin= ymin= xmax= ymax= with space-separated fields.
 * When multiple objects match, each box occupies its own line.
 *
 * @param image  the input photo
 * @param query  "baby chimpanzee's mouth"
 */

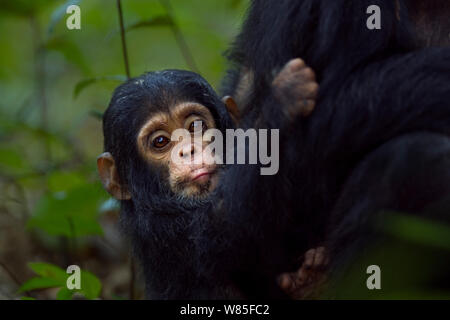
xmin=191 ymin=167 xmax=216 ymax=182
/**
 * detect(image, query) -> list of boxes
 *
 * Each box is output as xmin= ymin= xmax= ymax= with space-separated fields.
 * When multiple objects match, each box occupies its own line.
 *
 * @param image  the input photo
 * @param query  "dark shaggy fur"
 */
xmin=103 ymin=70 xmax=236 ymax=298
xmin=203 ymin=0 xmax=450 ymax=298
xmin=103 ymin=0 xmax=450 ymax=299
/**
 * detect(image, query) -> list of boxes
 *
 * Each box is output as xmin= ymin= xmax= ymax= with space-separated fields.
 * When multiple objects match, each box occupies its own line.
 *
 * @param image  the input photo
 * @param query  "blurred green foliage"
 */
xmin=27 ymin=183 xmax=105 ymax=238
xmin=0 ymin=0 xmax=247 ymax=299
xmin=328 ymin=213 xmax=450 ymax=299
xmin=19 ymin=262 xmax=101 ymax=300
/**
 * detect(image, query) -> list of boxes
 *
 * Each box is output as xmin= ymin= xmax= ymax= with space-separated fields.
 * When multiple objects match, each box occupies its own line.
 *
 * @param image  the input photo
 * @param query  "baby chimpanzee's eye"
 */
xmin=188 ymin=120 xmax=207 ymax=133
xmin=152 ymin=136 xmax=170 ymax=149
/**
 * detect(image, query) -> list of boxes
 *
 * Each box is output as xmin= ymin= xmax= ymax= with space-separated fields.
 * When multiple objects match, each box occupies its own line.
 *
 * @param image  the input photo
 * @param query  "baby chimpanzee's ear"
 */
xmin=97 ymin=152 xmax=131 ymax=200
xmin=222 ymin=96 xmax=240 ymax=123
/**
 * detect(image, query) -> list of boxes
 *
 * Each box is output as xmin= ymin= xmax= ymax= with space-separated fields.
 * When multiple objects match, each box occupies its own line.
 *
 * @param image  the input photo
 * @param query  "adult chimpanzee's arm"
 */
xmin=316 ymin=47 xmax=450 ymax=161
xmin=302 ymin=47 xmax=450 ymax=219
xmin=236 ymin=58 xmax=318 ymax=130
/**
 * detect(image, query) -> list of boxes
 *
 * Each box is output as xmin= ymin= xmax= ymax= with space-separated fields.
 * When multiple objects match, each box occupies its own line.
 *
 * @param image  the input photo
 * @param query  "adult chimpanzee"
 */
xmin=207 ymin=0 xmax=450 ymax=298
xmin=98 ymin=60 xmax=320 ymax=299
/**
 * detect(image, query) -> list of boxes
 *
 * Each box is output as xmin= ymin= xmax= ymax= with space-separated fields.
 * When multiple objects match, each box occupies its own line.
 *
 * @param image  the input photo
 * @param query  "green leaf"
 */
xmin=125 ymin=15 xmax=174 ymax=32
xmin=27 ymin=184 xmax=105 ymax=238
xmin=47 ymin=171 xmax=86 ymax=193
xmin=79 ymin=270 xmax=102 ymax=299
xmin=73 ymin=75 xmax=128 ymax=99
xmin=21 ymin=262 xmax=102 ymax=300
xmin=56 ymin=287 xmax=75 ymax=300
xmin=383 ymin=213 xmax=450 ymax=251
xmin=0 ymin=148 xmax=30 ymax=173
xmin=20 ymin=296 xmax=36 ymax=300
xmin=47 ymin=0 xmax=81 ymax=35
xmin=19 ymin=277 xmax=63 ymax=293
xmin=28 ymin=262 xmax=67 ymax=283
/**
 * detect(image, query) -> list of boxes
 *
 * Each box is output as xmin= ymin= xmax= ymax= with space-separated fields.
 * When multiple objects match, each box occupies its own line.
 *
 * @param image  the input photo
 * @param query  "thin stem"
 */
xmin=117 ymin=0 xmax=131 ymax=79
xmin=159 ymin=0 xmax=199 ymax=73
xmin=8 ymin=178 xmax=29 ymax=222
xmin=30 ymin=16 xmax=51 ymax=163
xmin=0 ymin=260 xmax=30 ymax=296
xmin=67 ymin=217 xmax=79 ymax=266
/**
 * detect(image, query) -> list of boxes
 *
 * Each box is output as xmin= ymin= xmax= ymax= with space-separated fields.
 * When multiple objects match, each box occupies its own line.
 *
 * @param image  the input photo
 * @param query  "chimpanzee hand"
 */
xmin=277 ymin=246 xmax=328 ymax=299
xmin=272 ymin=58 xmax=319 ymax=119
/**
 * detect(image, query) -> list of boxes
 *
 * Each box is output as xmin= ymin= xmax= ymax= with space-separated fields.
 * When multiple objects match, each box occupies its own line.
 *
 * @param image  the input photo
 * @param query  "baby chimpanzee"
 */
xmin=98 ymin=58 xmax=324 ymax=299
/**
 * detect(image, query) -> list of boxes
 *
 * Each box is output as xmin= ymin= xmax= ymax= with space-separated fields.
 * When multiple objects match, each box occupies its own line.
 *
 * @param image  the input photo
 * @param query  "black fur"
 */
xmin=208 ymin=0 xmax=450 ymax=298
xmin=103 ymin=70 xmax=236 ymax=298
xmin=102 ymin=0 xmax=450 ymax=299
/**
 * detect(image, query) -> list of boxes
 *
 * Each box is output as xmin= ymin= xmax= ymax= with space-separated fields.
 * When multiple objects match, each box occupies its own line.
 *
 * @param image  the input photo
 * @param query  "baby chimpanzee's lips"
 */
xmin=191 ymin=167 xmax=215 ymax=182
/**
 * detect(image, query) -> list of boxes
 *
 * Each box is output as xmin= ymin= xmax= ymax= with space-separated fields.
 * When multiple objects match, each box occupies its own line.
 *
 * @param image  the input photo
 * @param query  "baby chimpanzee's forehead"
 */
xmin=141 ymin=101 xmax=215 ymax=128
xmin=128 ymin=70 xmax=216 ymax=110
xmin=103 ymin=69 xmax=233 ymax=152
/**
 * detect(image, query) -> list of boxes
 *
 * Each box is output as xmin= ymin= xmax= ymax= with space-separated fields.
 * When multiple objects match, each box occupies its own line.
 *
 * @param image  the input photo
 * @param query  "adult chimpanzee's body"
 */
xmin=206 ymin=0 xmax=450 ymax=298
xmin=100 ymin=0 xmax=450 ymax=299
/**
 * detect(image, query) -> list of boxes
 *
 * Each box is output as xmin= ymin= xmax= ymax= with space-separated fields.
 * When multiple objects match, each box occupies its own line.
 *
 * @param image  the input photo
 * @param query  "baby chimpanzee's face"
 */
xmin=98 ymin=70 xmax=235 ymax=203
xmin=136 ymin=101 xmax=220 ymax=198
